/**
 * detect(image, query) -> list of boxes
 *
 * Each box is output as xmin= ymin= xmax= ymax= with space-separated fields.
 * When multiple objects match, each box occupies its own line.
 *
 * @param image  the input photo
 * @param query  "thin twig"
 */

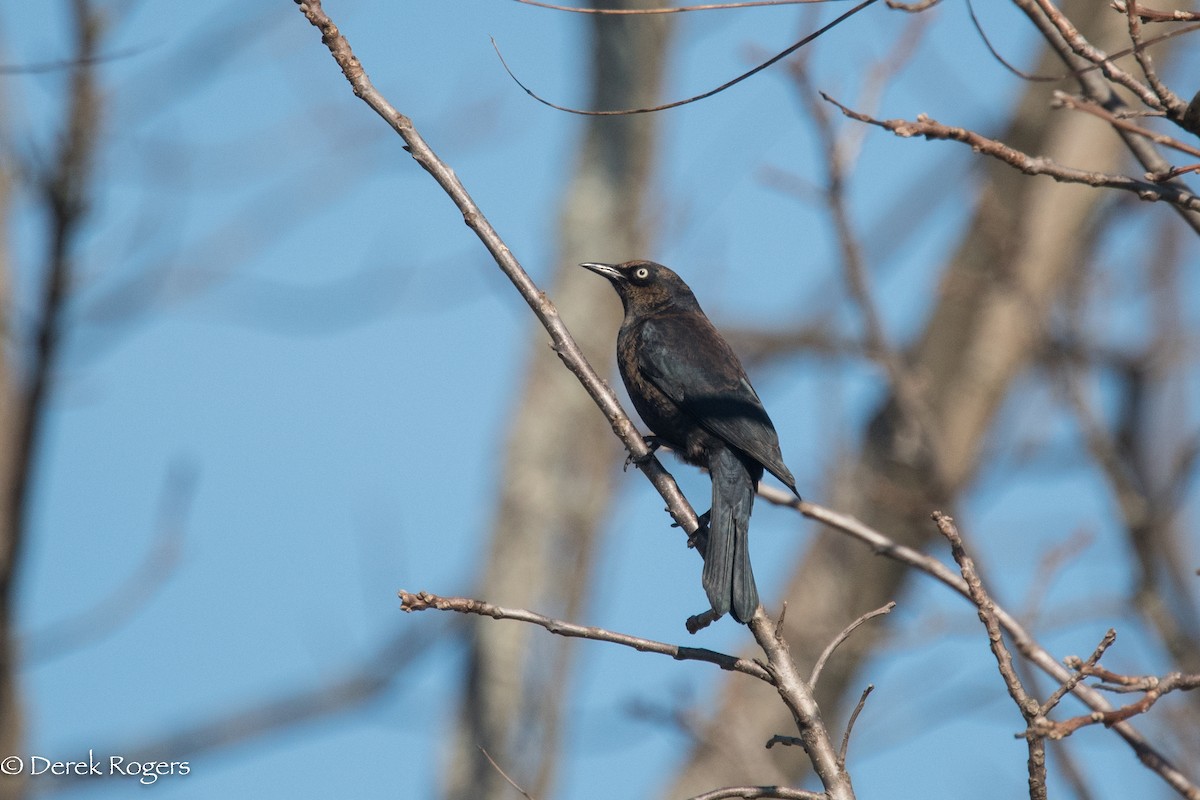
xmin=1042 ymin=630 xmax=1118 ymax=716
xmin=1111 ymin=1 xmax=1200 ymax=22
xmin=765 ymin=734 xmax=804 ymax=749
xmin=478 ymin=746 xmax=536 ymax=800
xmin=886 ymin=0 xmax=939 ymax=10
xmin=512 ymin=0 xmax=835 ymax=12
xmin=837 ymin=685 xmax=874 ymax=770
xmin=1124 ymin=0 xmax=1189 ymax=117
xmin=491 ymin=0 xmax=879 ymax=116
xmin=399 ymin=591 xmax=772 ymax=681
xmin=809 ymin=602 xmax=895 ymax=688
xmin=1149 ymin=163 xmax=1200 ymax=182
xmin=685 ymin=787 xmax=827 ymax=800
xmin=1030 ymin=0 xmax=1162 ymax=110
xmin=820 ymin=93 xmax=1200 ymax=212
xmin=966 ymin=0 xmax=1058 ymax=82
xmin=966 ymin=13 xmax=1200 ymax=87
xmin=934 ymin=512 xmax=1045 ymax=800
xmin=1052 ymin=91 xmax=1200 ymax=160
xmin=1033 ymin=671 xmax=1200 ymax=739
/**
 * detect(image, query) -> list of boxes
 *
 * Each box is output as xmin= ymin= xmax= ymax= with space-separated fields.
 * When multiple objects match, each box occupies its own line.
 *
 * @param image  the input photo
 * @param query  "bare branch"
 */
xmin=1028 ymin=0 xmax=1163 ymax=110
xmin=1033 ymin=670 xmax=1200 ymax=739
xmin=765 ymin=734 xmax=803 ymax=749
xmin=1051 ymin=91 xmax=1200 ymax=161
xmin=820 ymin=92 xmax=1200 ymax=212
xmin=934 ymin=511 xmax=1046 ymax=800
xmin=837 ymin=685 xmax=874 ymax=770
xmin=886 ymin=0 xmax=940 ymax=10
xmin=478 ymin=746 xmax=537 ymax=800
xmin=965 ymin=8 xmax=1200 ymax=87
xmin=512 ymin=0 xmax=834 ymax=12
xmin=747 ymin=607 xmax=856 ymax=800
xmin=1111 ymin=1 xmax=1200 ymax=22
xmin=809 ymin=603 xmax=895 ymax=688
xmin=399 ymin=590 xmax=772 ymax=681
xmin=966 ymin=0 xmax=1059 ymax=82
xmin=491 ymin=0 xmax=879 ymax=116
xmin=1124 ymin=0 xmax=1190 ymax=116
xmin=1042 ymin=630 xmax=1118 ymax=716
xmin=1149 ymin=163 xmax=1200 ymax=182
xmin=685 ymin=786 xmax=826 ymax=800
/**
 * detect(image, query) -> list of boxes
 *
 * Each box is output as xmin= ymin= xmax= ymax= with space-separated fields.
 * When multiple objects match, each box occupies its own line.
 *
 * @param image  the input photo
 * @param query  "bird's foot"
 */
xmin=679 ymin=509 xmax=711 ymax=549
xmin=623 ymin=435 xmax=668 ymax=471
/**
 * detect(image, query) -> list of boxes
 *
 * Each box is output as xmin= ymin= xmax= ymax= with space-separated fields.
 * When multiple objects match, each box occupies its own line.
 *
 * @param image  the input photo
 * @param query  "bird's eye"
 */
xmin=634 ymin=267 xmax=650 ymax=280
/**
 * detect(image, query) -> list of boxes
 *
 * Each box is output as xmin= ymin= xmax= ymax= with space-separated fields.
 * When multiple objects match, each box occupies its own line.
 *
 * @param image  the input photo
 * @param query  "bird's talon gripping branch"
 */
xmin=623 ymin=435 xmax=666 ymax=471
xmin=685 ymin=509 xmax=712 ymax=548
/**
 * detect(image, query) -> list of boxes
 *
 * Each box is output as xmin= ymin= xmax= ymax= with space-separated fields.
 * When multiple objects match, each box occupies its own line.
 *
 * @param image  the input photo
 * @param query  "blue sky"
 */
xmin=4 ymin=1 xmax=1198 ymax=798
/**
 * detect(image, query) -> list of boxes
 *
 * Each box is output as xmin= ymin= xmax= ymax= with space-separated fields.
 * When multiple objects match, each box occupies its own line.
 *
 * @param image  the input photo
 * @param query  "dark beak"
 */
xmin=579 ymin=262 xmax=624 ymax=282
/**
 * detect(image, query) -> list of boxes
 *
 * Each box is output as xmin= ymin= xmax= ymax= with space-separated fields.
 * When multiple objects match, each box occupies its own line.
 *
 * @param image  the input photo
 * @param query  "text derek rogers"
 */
xmin=1 ymin=751 xmax=190 ymax=785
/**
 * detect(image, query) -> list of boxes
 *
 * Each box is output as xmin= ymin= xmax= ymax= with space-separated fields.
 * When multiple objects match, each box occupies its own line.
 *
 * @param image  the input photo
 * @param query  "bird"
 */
xmin=580 ymin=259 xmax=799 ymax=623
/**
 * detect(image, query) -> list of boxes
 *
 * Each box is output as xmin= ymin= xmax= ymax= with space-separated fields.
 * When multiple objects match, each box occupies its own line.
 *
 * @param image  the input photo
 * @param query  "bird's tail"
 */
xmin=701 ymin=448 xmax=759 ymax=624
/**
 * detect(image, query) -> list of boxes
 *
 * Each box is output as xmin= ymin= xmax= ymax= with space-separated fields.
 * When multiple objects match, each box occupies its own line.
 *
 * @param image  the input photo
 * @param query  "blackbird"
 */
xmin=581 ymin=260 xmax=799 ymax=623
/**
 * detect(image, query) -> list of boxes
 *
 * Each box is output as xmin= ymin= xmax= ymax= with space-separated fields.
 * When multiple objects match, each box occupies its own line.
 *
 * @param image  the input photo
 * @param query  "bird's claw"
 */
xmin=623 ymin=435 xmax=667 ymax=471
xmin=684 ymin=510 xmax=711 ymax=549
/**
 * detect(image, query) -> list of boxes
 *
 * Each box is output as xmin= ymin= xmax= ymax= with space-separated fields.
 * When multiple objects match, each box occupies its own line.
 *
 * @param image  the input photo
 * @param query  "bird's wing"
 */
xmin=638 ymin=316 xmax=797 ymax=493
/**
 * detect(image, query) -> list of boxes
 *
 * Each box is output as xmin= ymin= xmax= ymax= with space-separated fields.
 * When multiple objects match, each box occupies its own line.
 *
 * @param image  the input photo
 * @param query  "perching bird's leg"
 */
xmin=623 ymin=435 xmax=668 ymax=471
xmin=681 ymin=509 xmax=711 ymax=550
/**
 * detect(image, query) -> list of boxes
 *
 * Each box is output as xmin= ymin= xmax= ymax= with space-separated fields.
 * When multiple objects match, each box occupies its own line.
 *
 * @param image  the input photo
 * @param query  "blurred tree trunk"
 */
xmin=0 ymin=6 xmax=100 ymax=797
xmin=443 ymin=5 xmax=672 ymax=799
xmin=0 ymin=115 xmax=22 ymax=800
xmin=665 ymin=2 xmax=1135 ymax=794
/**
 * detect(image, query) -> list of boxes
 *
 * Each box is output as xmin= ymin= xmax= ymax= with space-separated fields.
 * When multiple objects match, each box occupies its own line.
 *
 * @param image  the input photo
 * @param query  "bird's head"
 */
xmin=579 ymin=260 xmax=699 ymax=315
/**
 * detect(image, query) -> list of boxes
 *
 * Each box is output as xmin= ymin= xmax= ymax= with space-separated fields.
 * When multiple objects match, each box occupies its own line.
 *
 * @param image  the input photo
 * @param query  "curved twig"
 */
xmin=809 ymin=603 xmax=894 ymax=688
xmin=512 ymin=0 xmax=833 ymax=12
xmin=492 ymin=0 xmax=878 ymax=116
xmin=837 ymin=685 xmax=874 ymax=770
xmin=685 ymin=787 xmax=826 ymax=800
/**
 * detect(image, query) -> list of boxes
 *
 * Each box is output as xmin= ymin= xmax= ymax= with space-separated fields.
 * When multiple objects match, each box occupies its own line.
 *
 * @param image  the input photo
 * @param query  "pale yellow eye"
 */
xmin=635 ymin=267 xmax=649 ymax=280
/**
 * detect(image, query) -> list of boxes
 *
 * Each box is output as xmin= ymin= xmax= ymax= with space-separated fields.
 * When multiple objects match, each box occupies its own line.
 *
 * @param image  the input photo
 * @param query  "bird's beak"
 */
xmin=579 ymin=262 xmax=624 ymax=282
